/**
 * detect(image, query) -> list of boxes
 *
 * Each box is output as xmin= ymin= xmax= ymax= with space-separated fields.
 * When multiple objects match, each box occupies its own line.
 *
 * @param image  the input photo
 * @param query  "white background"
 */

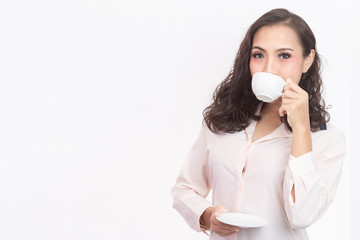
xmin=0 ymin=0 xmax=359 ymax=239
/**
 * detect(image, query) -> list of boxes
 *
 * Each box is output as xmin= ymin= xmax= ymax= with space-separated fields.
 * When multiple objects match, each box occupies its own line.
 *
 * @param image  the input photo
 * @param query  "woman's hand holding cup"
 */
xmin=279 ymin=78 xmax=310 ymax=131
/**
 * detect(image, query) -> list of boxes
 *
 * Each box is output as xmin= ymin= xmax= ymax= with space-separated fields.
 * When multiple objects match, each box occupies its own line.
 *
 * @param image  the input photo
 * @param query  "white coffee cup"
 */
xmin=251 ymin=72 xmax=286 ymax=102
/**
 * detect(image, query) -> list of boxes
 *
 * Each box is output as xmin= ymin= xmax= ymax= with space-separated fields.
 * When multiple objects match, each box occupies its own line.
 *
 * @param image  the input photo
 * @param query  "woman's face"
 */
xmin=249 ymin=24 xmax=314 ymax=84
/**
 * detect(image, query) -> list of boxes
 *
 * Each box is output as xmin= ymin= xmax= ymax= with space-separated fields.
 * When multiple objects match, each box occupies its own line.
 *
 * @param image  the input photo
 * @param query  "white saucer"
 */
xmin=216 ymin=212 xmax=268 ymax=228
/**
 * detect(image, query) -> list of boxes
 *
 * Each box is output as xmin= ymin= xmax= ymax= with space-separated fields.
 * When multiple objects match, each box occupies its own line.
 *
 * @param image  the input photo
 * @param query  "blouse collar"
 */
xmin=244 ymin=102 xmax=292 ymax=142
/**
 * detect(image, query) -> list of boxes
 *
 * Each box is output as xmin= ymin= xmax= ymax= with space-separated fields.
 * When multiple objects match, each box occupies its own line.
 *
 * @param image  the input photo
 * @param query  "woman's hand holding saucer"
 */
xmin=210 ymin=205 xmax=240 ymax=237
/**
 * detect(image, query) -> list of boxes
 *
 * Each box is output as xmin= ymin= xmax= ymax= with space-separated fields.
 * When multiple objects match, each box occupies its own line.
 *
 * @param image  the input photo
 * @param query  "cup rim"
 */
xmin=252 ymin=72 xmax=285 ymax=81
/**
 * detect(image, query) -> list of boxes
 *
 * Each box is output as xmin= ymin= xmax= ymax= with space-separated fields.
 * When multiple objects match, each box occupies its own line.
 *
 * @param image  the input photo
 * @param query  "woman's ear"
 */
xmin=303 ymin=49 xmax=316 ymax=73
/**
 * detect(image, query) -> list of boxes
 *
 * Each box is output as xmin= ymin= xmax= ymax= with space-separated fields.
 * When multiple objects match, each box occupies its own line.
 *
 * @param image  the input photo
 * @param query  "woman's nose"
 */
xmin=263 ymin=58 xmax=277 ymax=74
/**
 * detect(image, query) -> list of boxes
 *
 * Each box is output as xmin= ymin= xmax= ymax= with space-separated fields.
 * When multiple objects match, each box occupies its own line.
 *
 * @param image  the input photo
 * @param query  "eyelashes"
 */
xmin=279 ymin=53 xmax=291 ymax=59
xmin=251 ymin=52 xmax=291 ymax=60
xmin=252 ymin=53 xmax=264 ymax=59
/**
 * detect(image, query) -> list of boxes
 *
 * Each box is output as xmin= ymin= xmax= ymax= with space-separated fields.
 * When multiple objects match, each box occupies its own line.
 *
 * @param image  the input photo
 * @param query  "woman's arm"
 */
xmin=290 ymin=126 xmax=312 ymax=202
xmin=279 ymin=79 xmax=313 ymax=203
xmin=171 ymin=123 xmax=241 ymax=236
xmin=279 ymin=79 xmax=312 ymax=157
xmin=171 ymin=122 xmax=213 ymax=232
xmin=279 ymin=79 xmax=346 ymax=228
xmin=283 ymin=129 xmax=345 ymax=228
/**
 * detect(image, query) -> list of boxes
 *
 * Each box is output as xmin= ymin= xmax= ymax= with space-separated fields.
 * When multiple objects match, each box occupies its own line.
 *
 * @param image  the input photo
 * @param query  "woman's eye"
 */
xmin=252 ymin=53 xmax=264 ymax=59
xmin=279 ymin=53 xmax=291 ymax=59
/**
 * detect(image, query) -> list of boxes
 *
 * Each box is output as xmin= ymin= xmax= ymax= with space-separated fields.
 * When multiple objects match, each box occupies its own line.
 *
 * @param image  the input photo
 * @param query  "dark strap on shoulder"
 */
xmin=320 ymin=122 xmax=327 ymax=130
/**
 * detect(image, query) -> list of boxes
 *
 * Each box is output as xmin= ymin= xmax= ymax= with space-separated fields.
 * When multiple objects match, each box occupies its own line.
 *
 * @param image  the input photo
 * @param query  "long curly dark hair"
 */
xmin=203 ymin=8 xmax=329 ymax=134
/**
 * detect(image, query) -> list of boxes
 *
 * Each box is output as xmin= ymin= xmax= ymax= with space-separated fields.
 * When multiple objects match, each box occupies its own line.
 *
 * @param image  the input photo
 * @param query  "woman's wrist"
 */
xmin=292 ymin=122 xmax=310 ymax=133
xmin=200 ymin=206 xmax=215 ymax=230
xmin=291 ymin=124 xmax=312 ymax=158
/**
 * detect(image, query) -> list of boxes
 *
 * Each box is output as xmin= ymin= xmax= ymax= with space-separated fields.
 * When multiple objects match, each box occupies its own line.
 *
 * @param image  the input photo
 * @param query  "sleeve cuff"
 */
xmin=289 ymin=152 xmax=315 ymax=176
xmin=195 ymin=201 xmax=213 ymax=232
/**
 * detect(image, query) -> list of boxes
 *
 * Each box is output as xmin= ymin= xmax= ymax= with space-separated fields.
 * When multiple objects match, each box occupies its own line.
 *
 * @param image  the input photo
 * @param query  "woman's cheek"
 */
xmin=279 ymin=59 xmax=303 ymax=84
xmin=249 ymin=58 xmax=262 ymax=75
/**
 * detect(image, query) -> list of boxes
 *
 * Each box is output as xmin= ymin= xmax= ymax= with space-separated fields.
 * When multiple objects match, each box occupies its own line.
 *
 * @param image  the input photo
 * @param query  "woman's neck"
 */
xmin=260 ymin=100 xmax=283 ymax=123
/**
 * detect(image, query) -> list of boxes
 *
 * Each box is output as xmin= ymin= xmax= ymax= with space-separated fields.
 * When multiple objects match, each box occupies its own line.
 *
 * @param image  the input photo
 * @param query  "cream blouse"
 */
xmin=171 ymin=111 xmax=345 ymax=240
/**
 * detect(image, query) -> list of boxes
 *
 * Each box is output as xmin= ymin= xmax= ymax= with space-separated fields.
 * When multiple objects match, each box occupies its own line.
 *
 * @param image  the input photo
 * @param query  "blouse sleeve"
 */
xmin=283 ymin=126 xmax=346 ymax=229
xmin=171 ymin=122 xmax=213 ymax=232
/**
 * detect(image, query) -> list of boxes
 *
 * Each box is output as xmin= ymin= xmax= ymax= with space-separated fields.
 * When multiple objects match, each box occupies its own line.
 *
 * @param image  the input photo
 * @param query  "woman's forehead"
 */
xmin=252 ymin=25 xmax=302 ymax=50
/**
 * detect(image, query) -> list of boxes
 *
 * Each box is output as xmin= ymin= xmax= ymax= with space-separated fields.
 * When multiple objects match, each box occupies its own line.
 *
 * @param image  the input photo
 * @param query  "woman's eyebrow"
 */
xmin=276 ymin=48 xmax=294 ymax=52
xmin=251 ymin=46 xmax=294 ymax=52
xmin=252 ymin=46 xmax=265 ymax=52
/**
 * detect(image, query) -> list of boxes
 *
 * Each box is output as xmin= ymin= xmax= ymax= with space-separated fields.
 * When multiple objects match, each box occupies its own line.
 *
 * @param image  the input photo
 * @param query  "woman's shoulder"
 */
xmin=312 ymin=122 xmax=346 ymax=150
xmin=200 ymin=121 xmax=223 ymax=138
xmin=200 ymin=120 xmax=247 ymax=139
xmin=312 ymin=122 xmax=346 ymax=159
xmin=312 ymin=122 xmax=344 ymax=138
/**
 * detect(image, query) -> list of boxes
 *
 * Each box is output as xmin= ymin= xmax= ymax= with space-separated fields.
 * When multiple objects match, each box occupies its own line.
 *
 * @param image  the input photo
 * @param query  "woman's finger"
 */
xmin=283 ymin=79 xmax=304 ymax=94
xmin=282 ymin=89 xmax=299 ymax=100
xmin=212 ymin=224 xmax=240 ymax=237
xmin=209 ymin=205 xmax=241 ymax=236
xmin=279 ymin=105 xmax=287 ymax=117
xmin=211 ymin=214 xmax=239 ymax=232
xmin=212 ymin=219 xmax=240 ymax=232
xmin=284 ymin=84 xmax=309 ymax=101
xmin=214 ymin=231 xmax=235 ymax=237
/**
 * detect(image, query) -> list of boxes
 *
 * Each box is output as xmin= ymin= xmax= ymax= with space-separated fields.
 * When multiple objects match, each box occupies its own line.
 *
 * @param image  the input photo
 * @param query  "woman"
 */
xmin=171 ymin=8 xmax=345 ymax=240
